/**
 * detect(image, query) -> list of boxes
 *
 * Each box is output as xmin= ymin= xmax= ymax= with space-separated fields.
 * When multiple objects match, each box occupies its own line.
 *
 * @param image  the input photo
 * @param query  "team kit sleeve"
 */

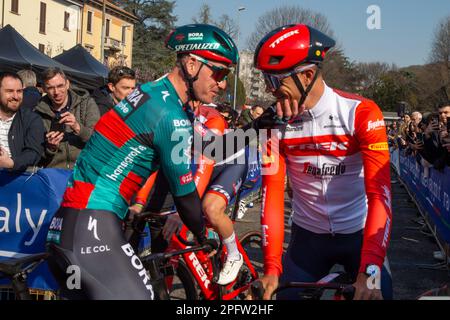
xmin=152 ymin=110 xmax=206 ymax=242
xmin=133 ymin=171 xmax=159 ymax=206
xmin=354 ymin=100 xmax=393 ymax=273
xmin=260 ymin=132 xmax=287 ymax=277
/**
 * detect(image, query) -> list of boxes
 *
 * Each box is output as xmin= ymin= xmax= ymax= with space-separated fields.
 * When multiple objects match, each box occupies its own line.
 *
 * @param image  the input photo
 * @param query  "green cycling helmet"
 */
xmin=166 ymin=24 xmax=239 ymax=66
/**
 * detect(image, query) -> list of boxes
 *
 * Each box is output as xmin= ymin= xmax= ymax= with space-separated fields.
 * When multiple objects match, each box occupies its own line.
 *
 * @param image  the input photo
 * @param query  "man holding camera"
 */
xmin=421 ymin=103 xmax=450 ymax=169
xmin=35 ymin=67 xmax=100 ymax=169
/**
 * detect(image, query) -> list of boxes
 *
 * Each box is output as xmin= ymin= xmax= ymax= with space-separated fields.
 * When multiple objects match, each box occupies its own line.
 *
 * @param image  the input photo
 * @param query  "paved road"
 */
xmin=234 ymin=172 xmax=450 ymax=300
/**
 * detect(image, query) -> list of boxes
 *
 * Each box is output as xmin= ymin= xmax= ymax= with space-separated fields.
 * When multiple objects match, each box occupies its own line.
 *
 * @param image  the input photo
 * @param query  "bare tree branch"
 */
xmin=247 ymin=5 xmax=334 ymax=50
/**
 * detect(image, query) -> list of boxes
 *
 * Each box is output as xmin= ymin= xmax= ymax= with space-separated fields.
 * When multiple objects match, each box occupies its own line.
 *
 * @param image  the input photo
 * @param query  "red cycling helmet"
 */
xmin=254 ymin=24 xmax=335 ymax=73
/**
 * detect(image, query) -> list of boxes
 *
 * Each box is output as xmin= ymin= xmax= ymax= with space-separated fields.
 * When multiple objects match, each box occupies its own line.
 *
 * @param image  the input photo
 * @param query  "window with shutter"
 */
xmin=11 ymin=0 xmax=19 ymax=14
xmin=39 ymin=2 xmax=46 ymax=34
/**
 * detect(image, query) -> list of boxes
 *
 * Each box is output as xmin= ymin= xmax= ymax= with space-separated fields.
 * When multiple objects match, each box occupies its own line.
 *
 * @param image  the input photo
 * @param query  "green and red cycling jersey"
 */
xmin=62 ymin=76 xmax=197 ymax=220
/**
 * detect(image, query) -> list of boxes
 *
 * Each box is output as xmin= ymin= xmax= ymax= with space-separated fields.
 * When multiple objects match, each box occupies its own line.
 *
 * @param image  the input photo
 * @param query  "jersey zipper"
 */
xmin=309 ymin=109 xmax=334 ymax=235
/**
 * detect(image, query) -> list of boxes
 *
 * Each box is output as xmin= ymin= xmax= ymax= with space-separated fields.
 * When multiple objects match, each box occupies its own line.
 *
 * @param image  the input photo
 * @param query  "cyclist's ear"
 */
xmin=180 ymin=54 xmax=198 ymax=75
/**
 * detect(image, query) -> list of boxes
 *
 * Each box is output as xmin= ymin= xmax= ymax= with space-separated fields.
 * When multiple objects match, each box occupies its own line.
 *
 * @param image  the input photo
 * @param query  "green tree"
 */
xmin=111 ymin=0 xmax=177 ymax=81
xmin=363 ymin=70 xmax=419 ymax=112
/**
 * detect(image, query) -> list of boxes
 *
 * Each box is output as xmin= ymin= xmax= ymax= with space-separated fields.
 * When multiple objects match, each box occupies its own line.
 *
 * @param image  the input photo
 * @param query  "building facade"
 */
xmin=0 ymin=0 xmax=83 ymax=57
xmin=81 ymin=0 xmax=137 ymax=67
xmin=239 ymin=50 xmax=272 ymax=104
xmin=0 ymin=0 xmax=137 ymax=67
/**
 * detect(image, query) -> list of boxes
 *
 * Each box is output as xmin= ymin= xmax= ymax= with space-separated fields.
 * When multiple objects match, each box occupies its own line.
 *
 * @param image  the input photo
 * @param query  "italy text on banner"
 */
xmin=0 ymin=168 xmax=72 ymax=290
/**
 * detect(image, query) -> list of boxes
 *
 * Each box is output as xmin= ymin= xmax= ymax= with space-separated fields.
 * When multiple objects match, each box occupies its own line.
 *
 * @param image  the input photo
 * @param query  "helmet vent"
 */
xmin=269 ymin=56 xmax=283 ymax=65
xmin=213 ymin=31 xmax=231 ymax=50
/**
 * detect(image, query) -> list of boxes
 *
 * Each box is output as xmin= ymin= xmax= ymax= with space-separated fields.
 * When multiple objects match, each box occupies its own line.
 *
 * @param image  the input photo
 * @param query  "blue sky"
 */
xmin=173 ymin=0 xmax=450 ymax=67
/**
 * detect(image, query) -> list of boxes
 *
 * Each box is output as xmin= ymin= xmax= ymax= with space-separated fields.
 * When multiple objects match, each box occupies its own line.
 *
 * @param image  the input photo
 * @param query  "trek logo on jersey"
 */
xmin=368 ymin=142 xmax=389 ymax=151
xmin=287 ymin=141 xmax=349 ymax=152
xmin=303 ymin=162 xmax=346 ymax=177
xmin=179 ymin=172 xmax=193 ymax=185
xmin=367 ymin=119 xmax=385 ymax=132
xmin=174 ymin=43 xmax=220 ymax=51
xmin=125 ymin=86 xmax=150 ymax=110
xmin=188 ymin=32 xmax=203 ymax=40
xmin=269 ymin=29 xmax=299 ymax=48
xmin=173 ymin=119 xmax=191 ymax=127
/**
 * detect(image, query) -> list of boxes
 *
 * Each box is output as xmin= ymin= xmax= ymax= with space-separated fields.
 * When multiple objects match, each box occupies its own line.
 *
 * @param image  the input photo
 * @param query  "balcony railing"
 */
xmin=104 ymin=37 xmax=121 ymax=51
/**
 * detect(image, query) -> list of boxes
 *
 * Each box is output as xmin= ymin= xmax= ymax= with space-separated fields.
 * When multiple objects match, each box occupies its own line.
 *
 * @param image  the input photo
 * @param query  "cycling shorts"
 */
xmin=46 ymin=207 xmax=154 ymax=300
xmin=278 ymin=223 xmax=393 ymax=300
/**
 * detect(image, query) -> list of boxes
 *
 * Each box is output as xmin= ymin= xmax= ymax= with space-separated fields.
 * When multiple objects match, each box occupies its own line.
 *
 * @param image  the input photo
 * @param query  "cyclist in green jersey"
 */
xmin=46 ymin=24 xmax=238 ymax=300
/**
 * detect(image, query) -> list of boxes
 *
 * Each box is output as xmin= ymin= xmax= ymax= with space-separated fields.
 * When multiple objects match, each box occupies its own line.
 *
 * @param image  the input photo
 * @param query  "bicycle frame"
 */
xmin=164 ymin=224 xmax=259 ymax=300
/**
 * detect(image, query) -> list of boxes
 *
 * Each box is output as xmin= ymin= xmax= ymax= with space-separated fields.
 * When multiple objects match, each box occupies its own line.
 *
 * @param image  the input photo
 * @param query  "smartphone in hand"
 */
xmin=50 ymin=116 xmax=65 ymax=133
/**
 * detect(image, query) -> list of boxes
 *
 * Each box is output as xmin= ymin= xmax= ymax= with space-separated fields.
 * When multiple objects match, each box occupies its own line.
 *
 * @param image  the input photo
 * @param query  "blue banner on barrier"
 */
xmin=397 ymin=151 xmax=450 ymax=244
xmin=0 ymin=168 xmax=72 ymax=290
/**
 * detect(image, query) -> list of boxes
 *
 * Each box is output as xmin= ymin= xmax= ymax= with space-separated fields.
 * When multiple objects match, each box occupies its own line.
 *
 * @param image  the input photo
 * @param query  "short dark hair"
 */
xmin=108 ymin=66 xmax=136 ymax=85
xmin=42 ymin=67 xmax=67 ymax=83
xmin=0 ymin=72 xmax=23 ymax=88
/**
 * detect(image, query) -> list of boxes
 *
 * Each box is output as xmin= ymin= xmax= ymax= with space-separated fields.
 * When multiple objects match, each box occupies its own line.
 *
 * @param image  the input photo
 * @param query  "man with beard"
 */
xmin=0 ymin=72 xmax=45 ymax=171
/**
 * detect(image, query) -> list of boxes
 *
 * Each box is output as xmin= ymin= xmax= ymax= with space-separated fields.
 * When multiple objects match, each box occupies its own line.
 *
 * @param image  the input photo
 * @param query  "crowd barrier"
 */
xmin=390 ymin=149 xmax=450 ymax=245
xmin=0 ymin=151 xmax=262 ymax=291
xmin=0 ymin=168 xmax=72 ymax=291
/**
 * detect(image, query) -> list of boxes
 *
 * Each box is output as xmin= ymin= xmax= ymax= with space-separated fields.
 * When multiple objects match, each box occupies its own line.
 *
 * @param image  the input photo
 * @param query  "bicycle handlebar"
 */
xmin=250 ymin=280 xmax=355 ymax=300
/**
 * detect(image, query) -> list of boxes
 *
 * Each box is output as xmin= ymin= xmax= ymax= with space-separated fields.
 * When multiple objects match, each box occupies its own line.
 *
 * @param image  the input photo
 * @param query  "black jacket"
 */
xmin=8 ymin=107 xmax=46 ymax=171
xmin=91 ymin=86 xmax=115 ymax=116
xmin=21 ymin=86 xmax=42 ymax=110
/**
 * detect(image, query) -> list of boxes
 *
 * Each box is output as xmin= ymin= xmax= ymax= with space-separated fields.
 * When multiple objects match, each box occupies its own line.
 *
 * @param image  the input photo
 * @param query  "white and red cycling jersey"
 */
xmin=261 ymin=82 xmax=392 ymax=276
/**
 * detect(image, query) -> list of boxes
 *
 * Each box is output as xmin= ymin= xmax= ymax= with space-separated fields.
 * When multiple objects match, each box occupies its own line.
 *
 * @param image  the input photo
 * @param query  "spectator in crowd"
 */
xmin=91 ymin=66 xmax=136 ymax=115
xmin=411 ymin=111 xmax=422 ymax=125
xmin=17 ymin=69 xmax=41 ymax=109
xmin=387 ymin=121 xmax=398 ymax=148
xmin=399 ymin=104 xmax=450 ymax=170
xmin=0 ymin=72 xmax=45 ymax=171
xmin=216 ymin=102 xmax=238 ymax=128
xmin=35 ymin=67 xmax=100 ymax=169
xmin=397 ymin=113 xmax=411 ymax=149
xmin=237 ymin=104 xmax=264 ymax=127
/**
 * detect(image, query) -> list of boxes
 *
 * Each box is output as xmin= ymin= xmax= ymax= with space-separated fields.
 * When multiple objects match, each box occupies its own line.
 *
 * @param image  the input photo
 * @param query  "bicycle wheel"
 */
xmin=166 ymin=260 xmax=199 ymax=300
xmin=239 ymin=231 xmax=264 ymax=280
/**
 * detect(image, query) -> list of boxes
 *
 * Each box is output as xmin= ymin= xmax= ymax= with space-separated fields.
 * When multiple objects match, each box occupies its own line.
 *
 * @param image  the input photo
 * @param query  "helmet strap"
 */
xmin=180 ymin=61 xmax=204 ymax=102
xmin=291 ymin=66 xmax=321 ymax=107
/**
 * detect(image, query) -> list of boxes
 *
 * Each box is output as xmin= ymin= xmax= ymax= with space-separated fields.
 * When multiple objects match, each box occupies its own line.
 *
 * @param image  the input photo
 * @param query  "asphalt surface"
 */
xmin=234 ymin=170 xmax=450 ymax=300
